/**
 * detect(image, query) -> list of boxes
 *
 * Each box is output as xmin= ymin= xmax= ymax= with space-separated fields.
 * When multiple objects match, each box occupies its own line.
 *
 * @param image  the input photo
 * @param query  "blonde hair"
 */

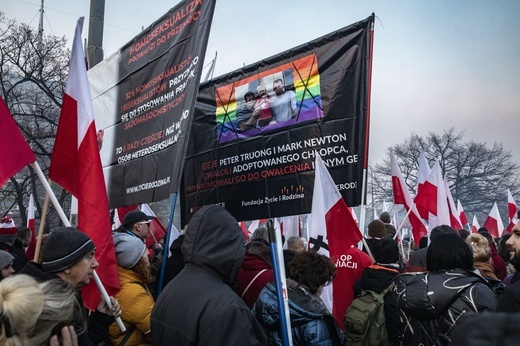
xmin=0 ymin=275 xmax=79 ymax=346
xmin=467 ymin=233 xmax=491 ymax=263
xmin=0 ymin=275 xmax=44 ymax=346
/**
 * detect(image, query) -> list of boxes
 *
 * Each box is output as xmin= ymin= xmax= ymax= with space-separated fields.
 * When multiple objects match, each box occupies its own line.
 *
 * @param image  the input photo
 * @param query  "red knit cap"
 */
xmin=0 ymin=216 xmax=18 ymax=242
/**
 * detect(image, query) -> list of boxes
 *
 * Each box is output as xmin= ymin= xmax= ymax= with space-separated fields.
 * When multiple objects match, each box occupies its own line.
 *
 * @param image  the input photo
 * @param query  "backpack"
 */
xmin=343 ymin=283 xmax=394 ymax=346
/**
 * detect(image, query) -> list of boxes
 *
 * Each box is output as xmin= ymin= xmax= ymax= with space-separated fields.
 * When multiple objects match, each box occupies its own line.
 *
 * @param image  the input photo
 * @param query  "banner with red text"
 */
xmin=88 ymin=0 xmax=216 ymax=208
xmin=181 ymin=15 xmax=374 ymax=225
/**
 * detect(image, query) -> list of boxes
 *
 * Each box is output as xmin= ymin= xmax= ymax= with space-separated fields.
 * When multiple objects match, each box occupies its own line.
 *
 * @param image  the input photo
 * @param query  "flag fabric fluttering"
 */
xmin=0 ymin=97 xmax=36 ymax=187
xmin=309 ymin=155 xmax=362 ymax=326
xmin=415 ymin=151 xmax=431 ymax=219
xmin=49 ymin=17 xmax=119 ymax=310
xmin=248 ymin=219 xmax=269 ymax=234
xmin=471 ymin=215 xmax=480 ymax=233
xmin=239 ymin=221 xmax=250 ymax=242
xmin=413 ymin=161 xmax=450 ymax=228
xmin=25 ymin=193 xmax=37 ymax=260
xmin=457 ymin=200 xmax=468 ymax=227
xmin=483 ymin=202 xmax=505 ymax=238
xmin=390 ymin=152 xmax=428 ymax=243
xmin=141 ymin=203 xmax=168 ymax=249
xmin=444 ymin=177 xmax=462 ymax=230
xmin=506 ymin=189 xmax=518 ymax=233
xmin=280 ymin=215 xmax=301 ymax=238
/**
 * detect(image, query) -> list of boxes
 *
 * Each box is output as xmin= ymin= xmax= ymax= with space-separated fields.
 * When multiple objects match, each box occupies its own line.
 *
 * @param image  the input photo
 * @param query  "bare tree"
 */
xmin=0 ymin=12 xmax=71 ymax=229
xmin=370 ymin=128 xmax=520 ymax=224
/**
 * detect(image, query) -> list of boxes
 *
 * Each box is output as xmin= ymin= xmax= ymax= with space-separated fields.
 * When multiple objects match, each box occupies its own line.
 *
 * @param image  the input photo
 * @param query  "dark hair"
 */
xmin=379 ymin=212 xmax=391 ymax=223
xmin=458 ymin=229 xmax=470 ymax=240
xmin=498 ymin=233 xmax=512 ymax=263
xmin=244 ymin=91 xmax=255 ymax=101
xmin=17 ymin=226 xmax=31 ymax=238
xmin=427 ymin=232 xmax=473 ymax=271
xmin=367 ymin=219 xmax=385 ymax=238
xmin=419 ymin=236 xmax=428 ymax=249
xmin=287 ymin=252 xmax=336 ymax=294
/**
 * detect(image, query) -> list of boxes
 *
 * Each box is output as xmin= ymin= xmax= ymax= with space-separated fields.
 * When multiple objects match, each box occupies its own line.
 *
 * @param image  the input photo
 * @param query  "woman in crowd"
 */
xmin=0 ymin=250 xmax=15 ymax=280
xmin=0 ymin=274 xmax=79 ymax=346
xmin=394 ymin=229 xmax=498 ymax=345
xmin=109 ymin=233 xmax=154 ymax=345
xmin=253 ymin=251 xmax=345 ymax=345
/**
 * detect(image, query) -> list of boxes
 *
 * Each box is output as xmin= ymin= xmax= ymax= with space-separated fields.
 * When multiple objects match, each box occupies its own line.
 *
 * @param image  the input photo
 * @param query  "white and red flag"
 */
xmin=444 ymin=177 xmax=462 ymax=230
xmin=140 ymin=203 xmax=168 ymax=249
xmin=309 ymin=155 xmax=362 ymax=326
xmin=471 ymin=215 xmax=480 ymax=233
xmin=414 ymin=161 xmax=450 ymax=228
xmin=416 ymin=151 xmax=431 ymax=219
xmin=483 ymin=202 xmax=504 ymax=238
xmin=25 ymin=193 xmax=37 ymax=260
xmin=280 ymin=215 xmax=301 ymax=238
xmin=49 ymin=18 xmax=119 ymax=310
xmin=0 ymin=97 xmax=36 ymax=187
xmin=457 ymin=200 xmax=468 ymax=227
xmin=506 ymin=189 xmax=518 ymax=233
xmin=390 ymin=152 xmax=428 ymax=242
xmin=247 ymin=218 xmax=269 ymax=234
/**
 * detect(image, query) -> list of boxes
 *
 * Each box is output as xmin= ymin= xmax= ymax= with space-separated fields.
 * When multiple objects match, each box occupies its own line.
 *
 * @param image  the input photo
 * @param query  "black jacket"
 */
xmin=353 ymin=264 xmax=401 ymax=345
xmin=394 ymin=269 xmax=498 ymax=345
xmin=151 ymin=206 xmax=266 ymax=345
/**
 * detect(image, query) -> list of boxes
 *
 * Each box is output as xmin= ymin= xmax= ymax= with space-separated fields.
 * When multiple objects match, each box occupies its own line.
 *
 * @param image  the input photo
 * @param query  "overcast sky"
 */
xmin=4 ymin=0 xmax=520 ymax=167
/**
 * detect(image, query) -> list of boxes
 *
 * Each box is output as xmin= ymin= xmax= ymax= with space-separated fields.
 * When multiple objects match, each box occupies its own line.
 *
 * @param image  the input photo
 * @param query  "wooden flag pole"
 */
xmin=33 ymin=178 xmax=51 ymax=262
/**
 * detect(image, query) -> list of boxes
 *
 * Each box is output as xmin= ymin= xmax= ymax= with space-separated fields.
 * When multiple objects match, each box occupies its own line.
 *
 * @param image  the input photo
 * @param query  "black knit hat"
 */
xmin=41 ymin=227 xmax=96 ymax=272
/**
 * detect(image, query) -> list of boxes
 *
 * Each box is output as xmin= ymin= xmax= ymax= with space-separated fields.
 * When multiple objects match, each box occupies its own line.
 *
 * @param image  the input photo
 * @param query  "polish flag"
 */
xmin=390 ymin=152 xmax=428 ymax=242
xmin=471 ymin=215 xmax=480 ymax=233
xmin=309 ymin=155 xmax=362 ymax=326
xmin=483 ymin=202 xmax=504 ymax=238
xmin=141 ymin=203 xmax=168 ymax=249
xmin=248 ymin=219 xmax=269 ymax=234
xmin=49 ymin=18 xmax=118 ymax=310
xmin=24 ymin=194 xmax=37 ymax=260
xmin=416 ymin=151 xmax=431 ymax=219
xmin=348 ymin=207 xmax=359 ymax=227
xmin=444 ymin=177 xmax=462 ymax=230
xmin=0 ymin=97 xmax=36 ymax=187
xmin=457 ymin=200 xmax=468 ymax=227
xmin=280 ymin=215 xmax=301 ymax=238
xmin=113 ymin=205 xmax=139 ymax=229
xmin=239 ymin=221 xmax=251 ymax=241
xmin=506 ymin=189 xmax=518 ymax=233
xmin=414 ymin=161 xmax=450 ymax=228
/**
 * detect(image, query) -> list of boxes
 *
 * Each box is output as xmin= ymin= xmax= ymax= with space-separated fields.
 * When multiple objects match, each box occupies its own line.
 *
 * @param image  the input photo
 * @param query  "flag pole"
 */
xmin=267 ymin=220 xmax=292 ymax=346
xmin=157 ymin=192 xmax=178 ymax=296
xmin=33 ymin=178 xmax=51 ymax=262
xmin=30 ymin=161 xmax=126 ymax=332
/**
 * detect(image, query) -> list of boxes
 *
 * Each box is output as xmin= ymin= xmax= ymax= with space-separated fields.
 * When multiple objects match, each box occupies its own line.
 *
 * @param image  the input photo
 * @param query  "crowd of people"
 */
xmin=1 ymin=206 xmax=520 ymax=345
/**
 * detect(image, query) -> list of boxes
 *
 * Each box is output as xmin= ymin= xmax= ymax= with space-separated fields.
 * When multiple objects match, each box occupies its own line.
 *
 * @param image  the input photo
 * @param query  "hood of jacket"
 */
xmin=394 ymin=268 xmax=488 ymax=320
xmin=181 ymin=205 xmax=245 ymax=287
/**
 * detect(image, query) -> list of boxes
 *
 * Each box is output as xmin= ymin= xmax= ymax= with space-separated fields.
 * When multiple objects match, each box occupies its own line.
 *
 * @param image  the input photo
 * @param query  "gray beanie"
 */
xmin=113 ymin=233 xmax=147 ymax=269
xmin=0 ymin=250 xmax=14 ymax=270
xmin=41 ymin=227 xmax=96 ymax=272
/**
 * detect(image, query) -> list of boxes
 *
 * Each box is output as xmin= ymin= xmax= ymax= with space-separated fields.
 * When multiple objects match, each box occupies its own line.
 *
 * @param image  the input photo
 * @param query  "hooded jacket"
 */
xmin=253 ymin=281 xmax=345 ymax=345
xmin=150 ymin=206 xmax=266 ymax=345
xmin=394 ymin=269 xmax=498 ymax=345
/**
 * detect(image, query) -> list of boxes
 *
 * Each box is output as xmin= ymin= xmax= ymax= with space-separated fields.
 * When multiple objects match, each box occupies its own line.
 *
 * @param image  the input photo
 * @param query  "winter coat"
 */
xmin=235 ymin=240 xmax=275 ymax=308
xmin=353 ymin=264 xmax=401 ymax=344
xmin=253 ymin=281 xmax=345 ymax=346
xmin=159 ymin=234 xmax=185 ymax=290
xmin=150 ymin=205 xmax=266 ymax=345
xmin=109 ymin=267 xmax=154 ymax=346
xmin=20 ymin=261 xmax=114 ymax=346
xmin=394 ymin=268 xmax=498 ymax=345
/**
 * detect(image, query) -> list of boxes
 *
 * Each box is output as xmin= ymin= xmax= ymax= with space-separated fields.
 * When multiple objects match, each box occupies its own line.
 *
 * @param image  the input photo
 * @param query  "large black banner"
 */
xmin=89 ymin=0 xmax=216 ymax=208
xmin=181 ymin=15 xmax=374 ymax=226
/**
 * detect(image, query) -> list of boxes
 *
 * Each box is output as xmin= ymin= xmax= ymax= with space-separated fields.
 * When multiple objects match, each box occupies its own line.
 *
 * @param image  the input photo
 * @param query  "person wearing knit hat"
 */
xmin=353 ymin=237 xmax=402 ymax=344
xmin=109 ymin=233 xmax=154 ymax=345
xmin=19 ymin=226 xmax=122 ymax=345
xmin=0 ymin=216 xmax=28 ymax=272
xmin=0 ymin=250 xmax=15 ymax=280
